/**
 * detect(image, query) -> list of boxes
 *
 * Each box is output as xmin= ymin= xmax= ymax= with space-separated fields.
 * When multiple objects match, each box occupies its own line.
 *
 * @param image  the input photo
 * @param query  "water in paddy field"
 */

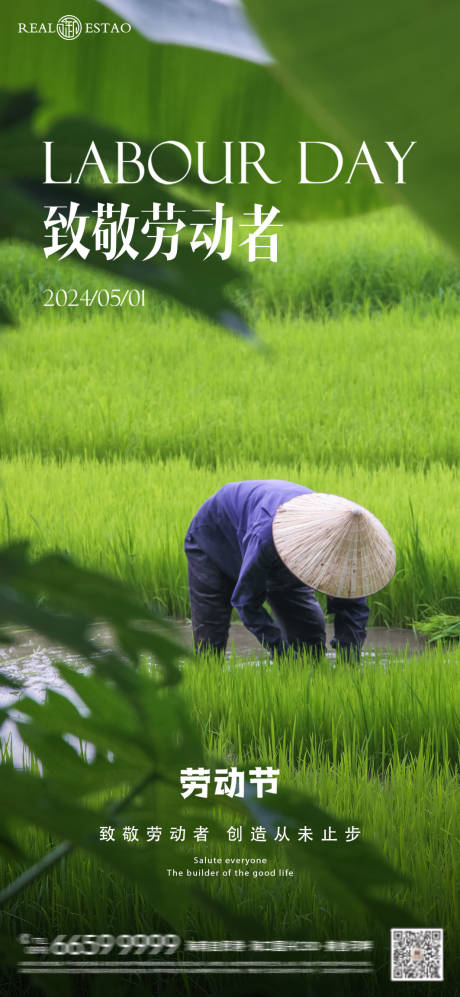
xmin=0 ymin=624 xmax=425 ymax=767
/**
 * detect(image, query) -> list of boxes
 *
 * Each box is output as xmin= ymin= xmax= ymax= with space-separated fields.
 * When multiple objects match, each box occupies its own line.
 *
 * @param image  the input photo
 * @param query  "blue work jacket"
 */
xmin=186 ymin=479 xmax=369 ymax=654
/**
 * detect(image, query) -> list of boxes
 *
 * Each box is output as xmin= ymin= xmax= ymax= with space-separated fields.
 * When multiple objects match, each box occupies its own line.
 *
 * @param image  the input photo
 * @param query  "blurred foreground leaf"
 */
xmin=0 ymin=90 xmax=253 ymax=336
xmin=101 ymin=0 xmax=271 ymax=63
xmin=0 ymin=0 xmax=386 ymax=221
xmin=244 ymin=786 xmax=416 ymax=928
xmin=245 ymin=0 xmax=460 ymax=256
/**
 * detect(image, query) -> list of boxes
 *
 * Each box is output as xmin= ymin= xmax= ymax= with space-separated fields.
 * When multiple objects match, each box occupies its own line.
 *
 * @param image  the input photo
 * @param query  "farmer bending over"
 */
xmin=184 ymin=480 xmax=395 ymax=660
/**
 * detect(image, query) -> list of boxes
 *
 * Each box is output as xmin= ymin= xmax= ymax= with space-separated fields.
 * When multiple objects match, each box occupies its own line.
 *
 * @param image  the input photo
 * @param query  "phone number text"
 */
xmin=19 ymin=933 xmax=181 ymax=956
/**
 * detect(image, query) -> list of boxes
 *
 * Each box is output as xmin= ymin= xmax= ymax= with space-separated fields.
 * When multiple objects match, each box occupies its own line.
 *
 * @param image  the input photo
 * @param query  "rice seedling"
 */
xmin=413 ymin=613 xmax=460 ymax=643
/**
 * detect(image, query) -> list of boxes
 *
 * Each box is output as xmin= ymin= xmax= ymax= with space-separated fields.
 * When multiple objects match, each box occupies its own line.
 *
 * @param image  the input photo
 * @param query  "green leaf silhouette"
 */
xmin=245 ymin=0 xmax=460 ymax=254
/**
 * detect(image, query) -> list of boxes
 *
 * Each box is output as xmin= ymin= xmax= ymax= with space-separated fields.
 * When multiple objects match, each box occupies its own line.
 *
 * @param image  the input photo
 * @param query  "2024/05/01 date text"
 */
xmin=43 ymin=288 xmax=145 ymax=307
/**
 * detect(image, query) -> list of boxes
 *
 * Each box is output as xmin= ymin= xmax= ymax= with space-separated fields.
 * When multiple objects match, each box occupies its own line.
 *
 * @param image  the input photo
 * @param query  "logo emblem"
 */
xmin=56 ymin=15 xmax=82 ymax=40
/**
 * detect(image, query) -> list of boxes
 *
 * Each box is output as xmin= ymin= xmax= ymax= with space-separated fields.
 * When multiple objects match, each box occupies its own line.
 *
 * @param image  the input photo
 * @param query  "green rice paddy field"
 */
xmin=0 ymin=207 xmax=458 ymax=624
xmin=0 ymin=206 xmax=459 ymax=994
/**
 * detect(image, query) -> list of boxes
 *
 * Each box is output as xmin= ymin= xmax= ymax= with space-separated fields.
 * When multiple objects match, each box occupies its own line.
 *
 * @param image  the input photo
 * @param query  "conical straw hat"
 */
xmin=272 ymin=493 xmax=396 ymax=598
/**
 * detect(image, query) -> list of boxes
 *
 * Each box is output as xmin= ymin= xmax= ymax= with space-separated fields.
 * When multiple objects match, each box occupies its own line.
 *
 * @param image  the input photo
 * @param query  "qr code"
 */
xmin=391 ymin=929 xmax=443 ymax=981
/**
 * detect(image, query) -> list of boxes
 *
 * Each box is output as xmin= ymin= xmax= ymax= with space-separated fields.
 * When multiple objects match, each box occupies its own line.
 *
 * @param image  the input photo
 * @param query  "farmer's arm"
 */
xmin=231 ymin=532 xmax=286 ymax=654
xmin=326 ymin=595 xmax=369 ymax=659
